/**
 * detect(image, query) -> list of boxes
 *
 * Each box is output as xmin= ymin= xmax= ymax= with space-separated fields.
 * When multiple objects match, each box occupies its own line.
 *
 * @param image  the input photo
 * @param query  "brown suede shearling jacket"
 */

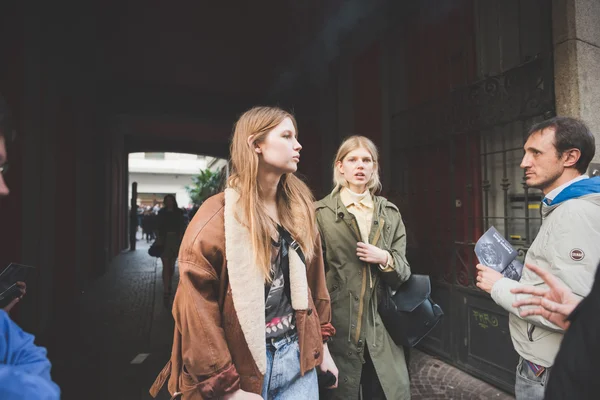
xmin=150 ymin=189 xmax=335 ymax=399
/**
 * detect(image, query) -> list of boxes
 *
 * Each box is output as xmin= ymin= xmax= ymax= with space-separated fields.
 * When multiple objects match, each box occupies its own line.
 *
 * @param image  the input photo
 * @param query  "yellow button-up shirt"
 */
xmin=340 ymin=187 xmax=394 ymax=272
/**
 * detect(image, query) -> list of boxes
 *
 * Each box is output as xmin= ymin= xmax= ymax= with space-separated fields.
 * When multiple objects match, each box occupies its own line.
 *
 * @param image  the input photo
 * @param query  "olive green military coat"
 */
xmin=316 ymin=191 xmax=412 ymax=400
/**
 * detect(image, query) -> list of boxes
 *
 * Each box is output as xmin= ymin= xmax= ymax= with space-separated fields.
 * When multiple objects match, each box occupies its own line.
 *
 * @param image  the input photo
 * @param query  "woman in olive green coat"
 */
xmin=316 ymin=136 xmax=411 ymax=400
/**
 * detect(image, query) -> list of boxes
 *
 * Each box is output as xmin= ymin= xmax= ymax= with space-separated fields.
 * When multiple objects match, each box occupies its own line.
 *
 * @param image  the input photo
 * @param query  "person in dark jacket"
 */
xmin=157 ymin=194 xmax=185 ymax=304
xmin=142 ymin=209 xmax=156 ymax=242
xmin=129 ymin=200 xmax=139 ymax=250
xmin=511 ymin=262 xmax=600 ymax=399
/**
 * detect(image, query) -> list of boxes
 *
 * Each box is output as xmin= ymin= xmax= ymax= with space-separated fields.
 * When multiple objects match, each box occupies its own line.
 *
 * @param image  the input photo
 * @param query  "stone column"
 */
xmin=553 ymin=0 xmax=600 ymax=170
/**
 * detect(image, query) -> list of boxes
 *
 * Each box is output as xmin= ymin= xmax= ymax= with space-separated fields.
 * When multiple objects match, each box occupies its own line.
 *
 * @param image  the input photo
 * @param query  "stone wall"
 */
xmin=553 ymin=0 xmax=600 ymax=167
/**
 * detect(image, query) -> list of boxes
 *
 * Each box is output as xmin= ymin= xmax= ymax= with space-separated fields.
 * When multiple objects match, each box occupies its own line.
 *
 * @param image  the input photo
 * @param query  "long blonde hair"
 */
xmin=332 ymin=135 xmax=382 ymax=194
xmin=228 ymin=106 xmax=317 ymax=281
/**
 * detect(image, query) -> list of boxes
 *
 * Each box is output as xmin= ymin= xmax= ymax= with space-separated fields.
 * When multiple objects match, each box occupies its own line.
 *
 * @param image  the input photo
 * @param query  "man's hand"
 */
xmin=510 ymin=263 xmax=580 ymax=330
xmin=319 ymin=343 xmax=339 ymax=389
xmin=475 ymin=264 xmax=503 ymax=294
xmin=2 ymin=281 xmax=26 ymax=313
xmin=223 ymin=389 xmax=263 ymax=400
xmin=356 ymin=242 xmax=387 ymax=265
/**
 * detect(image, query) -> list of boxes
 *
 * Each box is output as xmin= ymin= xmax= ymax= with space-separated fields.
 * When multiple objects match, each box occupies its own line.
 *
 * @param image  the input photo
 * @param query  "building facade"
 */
xmin=128 ymin=152 xmax=227 ymax=208
xmin=1 ymin=0 xmax=600 ymax=394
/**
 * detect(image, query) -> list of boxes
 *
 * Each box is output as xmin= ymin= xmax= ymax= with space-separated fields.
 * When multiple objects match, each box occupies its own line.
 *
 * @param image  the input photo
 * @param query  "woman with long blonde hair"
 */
xmin=150 ymin=106 xmax=337 ymax=400
xmin=316 ymin=136 xmax=411 ymax=399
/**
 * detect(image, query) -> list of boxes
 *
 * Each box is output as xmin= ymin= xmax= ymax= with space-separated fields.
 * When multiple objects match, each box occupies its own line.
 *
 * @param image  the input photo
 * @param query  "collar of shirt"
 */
xmin=340 ymin=187 xmax=374 ymax=209
xmin=544 ymin=175 xmax=589 ymax=204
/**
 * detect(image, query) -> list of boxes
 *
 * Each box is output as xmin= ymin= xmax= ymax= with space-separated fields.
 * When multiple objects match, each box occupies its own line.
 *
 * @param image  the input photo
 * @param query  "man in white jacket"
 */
xmin=476 ymin=116 xmax=600 ymax=400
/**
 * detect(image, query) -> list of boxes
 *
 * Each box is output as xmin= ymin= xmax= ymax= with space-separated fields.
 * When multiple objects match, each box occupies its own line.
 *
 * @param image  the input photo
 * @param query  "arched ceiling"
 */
xmin=99 ymin=0 xmax=343 ymax=117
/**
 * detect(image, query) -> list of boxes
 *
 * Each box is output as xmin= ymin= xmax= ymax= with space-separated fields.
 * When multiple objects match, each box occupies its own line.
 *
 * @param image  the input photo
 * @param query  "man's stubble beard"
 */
xmin=527 ymin=169 xmax=563 ymax=194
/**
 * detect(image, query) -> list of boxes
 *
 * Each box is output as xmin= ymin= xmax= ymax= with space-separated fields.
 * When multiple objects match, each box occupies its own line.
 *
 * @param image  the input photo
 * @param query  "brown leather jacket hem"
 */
xmin=186 ymin=363 xmax=241 ymax=399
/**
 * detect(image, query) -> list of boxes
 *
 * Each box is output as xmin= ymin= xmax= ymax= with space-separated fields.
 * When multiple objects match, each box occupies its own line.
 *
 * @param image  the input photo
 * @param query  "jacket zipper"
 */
xmin=371 ymin=289 xmax=377 ymax=348
xmin=528 ymin=323 xmax=535 ymax=341
xmin=369 ymin=218 xmax=385 ymax=347
xmin=351 ymin=217 xmax=369 ymax=344
xmin=353 ymin=216 xmax=386 ymax=344
xmin=348 ymin=291 xmax=353 ymax=343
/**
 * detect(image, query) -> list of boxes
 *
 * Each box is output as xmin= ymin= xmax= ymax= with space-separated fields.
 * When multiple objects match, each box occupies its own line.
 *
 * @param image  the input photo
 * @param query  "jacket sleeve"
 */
xmin=307 ymin=233 xmax=336 ymax=341
xmin=0 ymin=365 xmax=61 ymax=400
xmin=379 ymin=207 xmax=411 ymax=291
xmin=491 ymin=278 xmax=567 ymax=333
xmin=491 ymin=203 xmax=599 ymax=332
xmin=173 ymin=240 xmax=241 ymax=398
xmin=0 ymin=311 xmax=60 ymax=399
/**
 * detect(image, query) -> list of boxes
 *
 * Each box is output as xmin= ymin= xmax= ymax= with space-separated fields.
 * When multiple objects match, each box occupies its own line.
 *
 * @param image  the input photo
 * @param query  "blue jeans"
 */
xmin=261 ymin=332 xmax=318 ymax=400
xmin=515 ymin=357 xmax=552 ymax=400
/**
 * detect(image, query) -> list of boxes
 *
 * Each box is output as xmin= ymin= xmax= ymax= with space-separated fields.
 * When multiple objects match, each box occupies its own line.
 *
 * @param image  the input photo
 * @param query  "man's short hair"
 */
xmin=0 ymin=94 xmax=15 ymax=141
xmin=527 ymin=116 xmax=596 ymax=174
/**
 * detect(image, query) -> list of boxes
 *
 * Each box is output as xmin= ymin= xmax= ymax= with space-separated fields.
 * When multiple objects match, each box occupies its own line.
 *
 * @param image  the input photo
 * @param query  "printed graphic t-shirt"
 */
xmin=264 ymin=237 xmax=295 ymax=339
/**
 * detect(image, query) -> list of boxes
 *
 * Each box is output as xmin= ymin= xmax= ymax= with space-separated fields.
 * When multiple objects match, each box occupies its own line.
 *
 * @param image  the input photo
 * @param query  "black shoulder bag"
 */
xmin=148 ymin=241 xmax=164 ymax=258
xmin=378 ymin=274 xmax=444 ymax=348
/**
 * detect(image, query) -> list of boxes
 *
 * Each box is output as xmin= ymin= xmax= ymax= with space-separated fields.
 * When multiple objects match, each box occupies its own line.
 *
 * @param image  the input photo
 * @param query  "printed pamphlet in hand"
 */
xmin=475 ymin=226 xmax=524 ymax=281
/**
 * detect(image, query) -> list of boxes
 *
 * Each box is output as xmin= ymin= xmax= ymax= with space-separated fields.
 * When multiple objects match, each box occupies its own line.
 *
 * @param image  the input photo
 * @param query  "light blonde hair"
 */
xmin=332 ymin=135 xmax=382 ymax=194
xmin=228 ymin=106 xmax=317 ymax=282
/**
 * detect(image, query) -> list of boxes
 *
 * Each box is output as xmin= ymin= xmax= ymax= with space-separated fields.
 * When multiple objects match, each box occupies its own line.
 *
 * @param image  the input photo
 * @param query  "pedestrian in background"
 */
xmin=156 ymin=194 xmax=185 ymax=304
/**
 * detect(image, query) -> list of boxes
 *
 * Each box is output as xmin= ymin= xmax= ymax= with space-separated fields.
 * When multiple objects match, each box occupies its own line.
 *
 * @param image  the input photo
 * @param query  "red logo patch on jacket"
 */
xmin=570 ymin=248 xmax=585 ymax=261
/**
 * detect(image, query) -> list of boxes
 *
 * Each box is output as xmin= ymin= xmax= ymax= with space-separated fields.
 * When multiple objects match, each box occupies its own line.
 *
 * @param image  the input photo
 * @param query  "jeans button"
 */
xmin=307 ymin=308 xmax=313 ymax=316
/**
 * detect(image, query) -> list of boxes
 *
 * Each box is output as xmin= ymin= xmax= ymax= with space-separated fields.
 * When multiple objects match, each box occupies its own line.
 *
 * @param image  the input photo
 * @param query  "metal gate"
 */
xmin=390 ymin=56 xmax=555 ymax=392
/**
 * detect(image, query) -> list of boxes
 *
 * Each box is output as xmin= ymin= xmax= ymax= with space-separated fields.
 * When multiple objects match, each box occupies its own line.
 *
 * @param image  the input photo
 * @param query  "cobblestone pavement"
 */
xmin=51 ymin=234 xmax=514 ymax=400
xmin=409 ymin=350 xmax=514 ymax=399
xmin=51 ymin=238 xmax=177 ymax=400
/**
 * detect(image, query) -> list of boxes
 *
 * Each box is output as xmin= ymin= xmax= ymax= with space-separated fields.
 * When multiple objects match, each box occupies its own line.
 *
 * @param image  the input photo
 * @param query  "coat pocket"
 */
xmin=327 ymin=281 xmax=342 ymax=303
xmin=526 ymin=322 xmax=553 ymax=342
xmin=180 ymin=365 xmax=199 ymax=389
xmin=295 ymin=308 xmax=323 ymax=373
